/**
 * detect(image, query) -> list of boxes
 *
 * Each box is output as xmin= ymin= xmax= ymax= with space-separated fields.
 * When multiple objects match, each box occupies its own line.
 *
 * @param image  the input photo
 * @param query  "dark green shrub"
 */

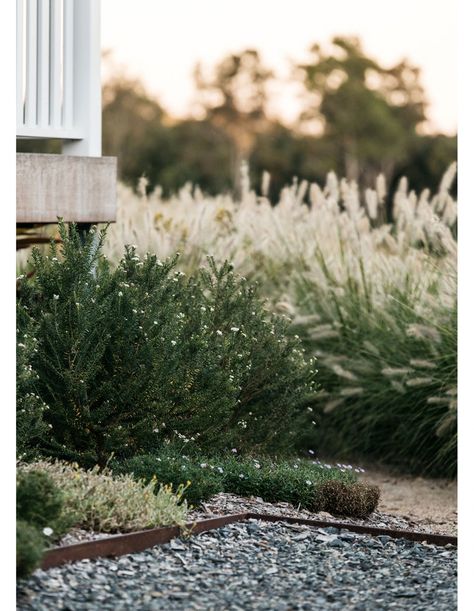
xmin=17 ymin=223 xmax=317 ymax=465
xmin=315 ymin=480 xmax=380 ymax=518
xmin=16 ymin=520 xmax=44 ymax=579
xmin=16 ymin=313 xmax=49 ymax=461
xmin=114 ymin=453 xmax=224 ymax=507
xmin=16 ymin=470 xmax=63 ymax=529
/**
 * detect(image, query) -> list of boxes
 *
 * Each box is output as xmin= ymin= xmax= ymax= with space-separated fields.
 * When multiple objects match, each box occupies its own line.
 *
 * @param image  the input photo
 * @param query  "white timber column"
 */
xmin=62 ymin=0 xmax=101 ymax=156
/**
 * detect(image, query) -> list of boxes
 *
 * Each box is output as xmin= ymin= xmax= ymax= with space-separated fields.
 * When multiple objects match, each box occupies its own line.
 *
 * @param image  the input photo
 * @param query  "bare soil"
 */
xmin=360 ymin=467 xmax=457 ymax=536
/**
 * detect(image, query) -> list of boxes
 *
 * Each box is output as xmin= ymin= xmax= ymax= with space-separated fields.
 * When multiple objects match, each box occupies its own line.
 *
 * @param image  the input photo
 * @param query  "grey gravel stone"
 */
xmin=17 ymin=520 xmax=456 ymax=610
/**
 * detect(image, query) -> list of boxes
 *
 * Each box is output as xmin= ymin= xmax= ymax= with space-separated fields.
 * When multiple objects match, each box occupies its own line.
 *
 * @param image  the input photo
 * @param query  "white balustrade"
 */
xmin=16 ymin=0 xmax=101 ymax=156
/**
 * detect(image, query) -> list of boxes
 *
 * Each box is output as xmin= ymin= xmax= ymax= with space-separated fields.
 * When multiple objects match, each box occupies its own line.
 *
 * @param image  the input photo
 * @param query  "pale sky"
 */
xmin=101 ymin=0 xmax=457 ymax=135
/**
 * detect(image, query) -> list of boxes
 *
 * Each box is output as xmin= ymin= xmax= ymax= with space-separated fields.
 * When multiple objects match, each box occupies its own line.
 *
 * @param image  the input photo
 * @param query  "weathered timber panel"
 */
xmin=16 ymin=153 xmax=117 ymax=223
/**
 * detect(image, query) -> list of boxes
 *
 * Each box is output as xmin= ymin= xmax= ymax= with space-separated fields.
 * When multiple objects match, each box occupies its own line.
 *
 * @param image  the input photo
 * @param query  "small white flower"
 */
xmin=324 ymin=464 xmax=332 ymax=469
xmin=307 ymin=407 xmax=313 ymax=412
xmin=217 ymin=467 xmax=224 ymax=474
xmin=230 ymin=327 xmax=240 ymax=332
xmin=153 ymin=428 xmax=159 ymax=433
xmin=53 ymin=294 xmax=59 ymax=301
xmin=200 ymin=463 xmax=208 ymax=469
xmin=118 ymin=291 xmax=123 ymax=297
xmin=171 ymin=340 xmax=177 ymax=346
xmin=231 ymin=448 xmax=238 ymax=453
xmin=239 ymin=473 xmax=244 ymax=479
xmin=308 ymin=449 xmax=315 ymax=455
xmin=200 ymin=306 xmax=206 ymax=311
xmin=132 ymin=309 xmax=138 ymax=314
xmin=305 ymin=480 xmax=312 ymax=486
xmin=216 ymin=330 xmax=223 ymax=336
xmin=42 ymin=527 xmax=54 ymax=537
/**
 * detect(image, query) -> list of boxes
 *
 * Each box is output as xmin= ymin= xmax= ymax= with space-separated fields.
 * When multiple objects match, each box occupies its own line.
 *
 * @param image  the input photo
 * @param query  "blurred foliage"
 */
xmin=17 ymin=37 xmax=456 ymax=201
xmin=100 ymin=38 xmax=455 ymax=200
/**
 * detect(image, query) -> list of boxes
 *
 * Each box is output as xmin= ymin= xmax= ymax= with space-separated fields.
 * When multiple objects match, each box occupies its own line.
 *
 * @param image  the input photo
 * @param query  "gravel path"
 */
xmin=18 ymin=520 xmax=457 ymax=611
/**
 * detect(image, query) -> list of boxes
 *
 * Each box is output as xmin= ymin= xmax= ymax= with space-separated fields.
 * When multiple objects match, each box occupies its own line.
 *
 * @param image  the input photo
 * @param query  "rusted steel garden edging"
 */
xmin=245 ymin=513 xmax=457 ymax=547
xmin=41 ymin=512 xmax=457 ymax=569
xmin=41 ymin=513 xmax=249 ymax=569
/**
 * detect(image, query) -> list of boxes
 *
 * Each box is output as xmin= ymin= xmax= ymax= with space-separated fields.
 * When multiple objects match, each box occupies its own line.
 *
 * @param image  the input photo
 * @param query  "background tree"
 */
xmin=296 ymin=36 xmax=427 ymax=187
xmin=102 ymin=73 xmax=172 ymax=190
xmin=95 ymin=43 xmax=456 ymax=201
xmin=194 ymin=49 xmax=273 ymax=193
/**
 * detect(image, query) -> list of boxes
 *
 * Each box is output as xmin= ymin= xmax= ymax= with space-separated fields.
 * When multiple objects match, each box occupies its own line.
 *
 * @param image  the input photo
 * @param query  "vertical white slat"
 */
xmin=62 ymin=0 xmax=74 ymax=128
xmin=63 ymin=0 xmax=101 ymax=156
xmin=37 ymin=0 xmax=50 ymax=127
xmin=49 ymin=0 xmax=62 ymax=127
xmin=16 ymin=0 xmax=24 ymax=127
xmin=25 ymin=0 xmax=38 ymax=126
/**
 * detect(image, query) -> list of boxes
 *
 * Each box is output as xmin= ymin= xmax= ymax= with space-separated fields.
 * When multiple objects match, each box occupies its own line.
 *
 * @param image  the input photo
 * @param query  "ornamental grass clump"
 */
xmin=18 ymin=460 xmax=188 ymax=533
xmin=314 ymin=480 xmax=380 ymax=518
xmin=17 ymin=222 xmax=317 ymax=465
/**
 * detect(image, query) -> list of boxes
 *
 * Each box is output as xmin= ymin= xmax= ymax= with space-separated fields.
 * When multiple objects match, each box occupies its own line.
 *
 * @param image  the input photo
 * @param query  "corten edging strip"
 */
xmin=245 ymin=513 xmax=457 ymax=547
xmin=40 ymin=513 xmax=250 ymax=569
xmin=41 ymin=512 xmax=457 ymax=569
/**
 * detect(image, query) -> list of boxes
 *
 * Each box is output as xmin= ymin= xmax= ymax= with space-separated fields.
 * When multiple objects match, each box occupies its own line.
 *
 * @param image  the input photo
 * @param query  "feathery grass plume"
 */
xmin=409 ymin=359 xmax=437 ymax=369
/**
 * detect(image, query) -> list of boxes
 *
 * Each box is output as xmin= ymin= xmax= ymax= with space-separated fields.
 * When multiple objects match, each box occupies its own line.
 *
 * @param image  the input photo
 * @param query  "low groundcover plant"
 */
xmin=17 ymin=460 xmax=189 ymax=533
xmin=114 ymin=449 xmax=379 ymax=518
